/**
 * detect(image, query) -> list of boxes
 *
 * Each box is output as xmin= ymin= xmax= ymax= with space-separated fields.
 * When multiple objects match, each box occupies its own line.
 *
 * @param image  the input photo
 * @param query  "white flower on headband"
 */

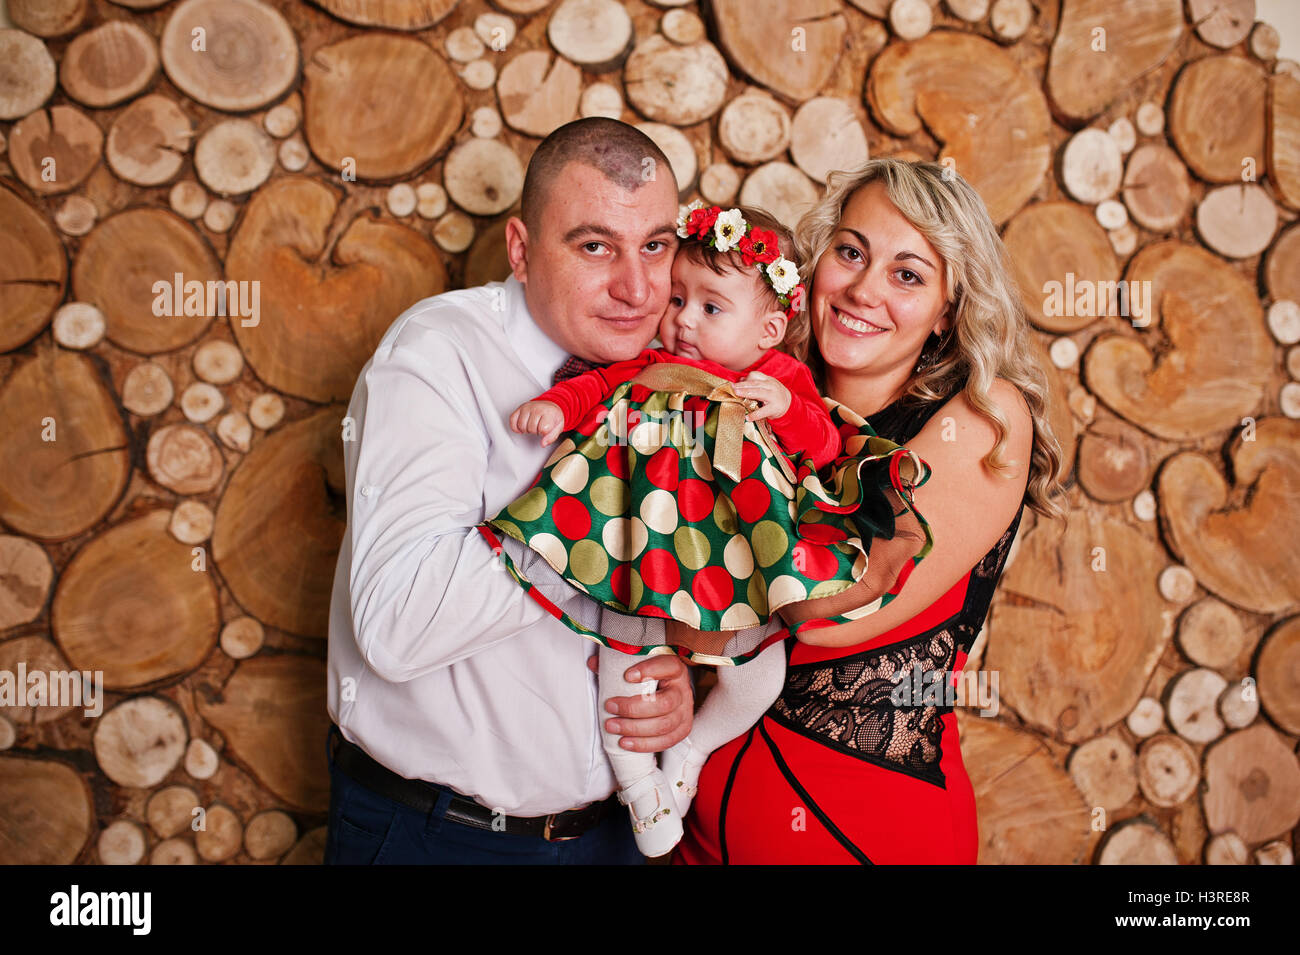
xmin=765 ymin=256 xmax=798 ymax=295
xmin=713 ymin=209 xmax=747 ymax=252
xmin=676 ymin=200 xmax=705 ymax=238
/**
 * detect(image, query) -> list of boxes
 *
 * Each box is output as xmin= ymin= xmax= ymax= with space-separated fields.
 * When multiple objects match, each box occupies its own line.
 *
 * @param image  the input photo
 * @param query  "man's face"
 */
xmin=509 ymin=161 xmax=680 ymax=364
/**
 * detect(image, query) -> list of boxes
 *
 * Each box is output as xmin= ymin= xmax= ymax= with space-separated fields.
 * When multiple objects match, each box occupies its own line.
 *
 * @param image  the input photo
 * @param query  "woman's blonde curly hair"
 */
xmin=784 ymin=158 xmax=1066 ymax=519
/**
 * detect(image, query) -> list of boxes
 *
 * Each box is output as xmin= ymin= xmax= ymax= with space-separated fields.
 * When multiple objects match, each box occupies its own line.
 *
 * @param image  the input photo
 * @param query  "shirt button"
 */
xmin=360 ymin=484 xmax=374 ymax=497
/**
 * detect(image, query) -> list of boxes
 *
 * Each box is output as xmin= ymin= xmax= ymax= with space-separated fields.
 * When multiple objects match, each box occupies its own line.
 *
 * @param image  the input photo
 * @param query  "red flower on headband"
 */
xmin=738 ymin=228 xmax=780 ymax=266
xmin=783 ymin=284 xmax=806 ymax=321
xmin=686 ymin=205 xmax=720 ymax=238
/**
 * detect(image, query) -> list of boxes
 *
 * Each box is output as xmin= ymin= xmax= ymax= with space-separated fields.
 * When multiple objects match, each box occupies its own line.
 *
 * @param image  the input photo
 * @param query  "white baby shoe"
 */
xmin=617 ymin=767 xmax=683 ymax=858
xmin=660 ymin=737 xmax=709 ymax=818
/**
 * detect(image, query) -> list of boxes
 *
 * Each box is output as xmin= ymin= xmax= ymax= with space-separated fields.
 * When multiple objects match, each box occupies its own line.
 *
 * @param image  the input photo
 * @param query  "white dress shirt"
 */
xmin=327 ymin=275 xmax=628 ymax=816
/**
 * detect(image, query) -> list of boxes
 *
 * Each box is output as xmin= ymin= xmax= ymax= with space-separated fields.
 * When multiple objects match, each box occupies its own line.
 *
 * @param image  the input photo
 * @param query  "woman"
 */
xmin=675 ymin=158 xmax=1066 ymax=864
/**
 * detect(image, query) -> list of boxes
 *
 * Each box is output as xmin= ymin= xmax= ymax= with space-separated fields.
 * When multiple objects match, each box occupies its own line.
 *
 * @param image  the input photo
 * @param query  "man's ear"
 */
xmin=758 ymin=308 xmax=788 ymax=350
xmin=504 ymin=216 xmax=528 ymax=284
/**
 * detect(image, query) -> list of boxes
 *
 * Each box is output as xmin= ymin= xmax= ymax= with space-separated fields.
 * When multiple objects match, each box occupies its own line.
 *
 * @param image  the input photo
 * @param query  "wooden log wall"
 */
xmin=0 ymin=0 xmax=1297 ymax=866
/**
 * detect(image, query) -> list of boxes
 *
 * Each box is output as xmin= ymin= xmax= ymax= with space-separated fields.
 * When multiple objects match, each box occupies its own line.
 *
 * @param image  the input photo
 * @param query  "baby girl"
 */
xmin=488 ymin=203 xmax=927 ymax=856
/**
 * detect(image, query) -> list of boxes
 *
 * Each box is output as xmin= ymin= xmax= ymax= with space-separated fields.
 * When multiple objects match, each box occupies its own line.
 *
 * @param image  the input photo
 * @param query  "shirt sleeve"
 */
xmin=534 ymin=352 xmax=656 ymax=429
xmin=766 ymin=360 xmax=841 ymax=470
xmin=345 ymin=339 xmax=563 ymax=683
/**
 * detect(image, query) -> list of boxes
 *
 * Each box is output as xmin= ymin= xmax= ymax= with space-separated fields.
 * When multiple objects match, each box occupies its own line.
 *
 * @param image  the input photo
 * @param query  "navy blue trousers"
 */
xmin=323 ymin=728 xmax=645 ymax=865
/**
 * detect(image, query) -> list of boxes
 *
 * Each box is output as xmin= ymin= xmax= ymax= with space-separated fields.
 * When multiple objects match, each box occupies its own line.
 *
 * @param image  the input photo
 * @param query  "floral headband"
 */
xmin=675 ymin=201 xmax=805 ymax=320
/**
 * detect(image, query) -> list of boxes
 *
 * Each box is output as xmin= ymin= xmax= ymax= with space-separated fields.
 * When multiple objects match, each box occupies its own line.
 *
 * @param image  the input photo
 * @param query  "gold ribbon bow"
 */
xmin=626 ymin=362 xmax=798 ymax=484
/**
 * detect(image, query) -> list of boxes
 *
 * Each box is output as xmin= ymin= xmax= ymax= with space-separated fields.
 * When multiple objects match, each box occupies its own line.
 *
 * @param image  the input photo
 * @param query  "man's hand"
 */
xmin=733 ymin=370 xmax=791 ymax=422
xmin=586 ymin=653 xmax=693 ymax=752
xmin=509 ymin=400 xmax=565 ymax=446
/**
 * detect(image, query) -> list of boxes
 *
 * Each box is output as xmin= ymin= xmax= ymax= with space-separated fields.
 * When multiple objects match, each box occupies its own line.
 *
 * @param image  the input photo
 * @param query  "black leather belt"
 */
xmin=329 ymin=725 xmax=615 ymax=841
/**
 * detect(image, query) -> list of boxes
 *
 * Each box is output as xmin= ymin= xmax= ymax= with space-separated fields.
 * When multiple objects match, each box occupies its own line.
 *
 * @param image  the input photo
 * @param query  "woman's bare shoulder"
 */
xmin=987 ymin=376 xmax=1034 ymax=429
xmin=788 ymin=378 xmax=1031 ymax=648
xmin=919 ymin=376 xmax=1033 ymax=463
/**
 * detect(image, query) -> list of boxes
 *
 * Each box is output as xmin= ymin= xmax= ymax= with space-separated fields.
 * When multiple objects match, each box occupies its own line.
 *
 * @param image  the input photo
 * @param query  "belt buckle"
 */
xmin=542 ymin=812 xmax=581 ymax=842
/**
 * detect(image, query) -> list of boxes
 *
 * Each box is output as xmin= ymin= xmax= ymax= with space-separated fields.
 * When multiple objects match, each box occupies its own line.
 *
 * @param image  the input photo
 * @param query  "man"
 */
xmin=324 ymin=118 xmax=694 ymax=864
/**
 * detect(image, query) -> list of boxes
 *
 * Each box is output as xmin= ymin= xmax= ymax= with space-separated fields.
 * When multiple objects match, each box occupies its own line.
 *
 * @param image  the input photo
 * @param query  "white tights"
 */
xmin=598 ymin=636 xmax=786 ymax=795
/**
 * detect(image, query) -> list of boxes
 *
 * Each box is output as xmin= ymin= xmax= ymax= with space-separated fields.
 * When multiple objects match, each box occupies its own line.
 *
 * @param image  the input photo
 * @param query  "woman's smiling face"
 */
xmin=810 ymin=180 xmax=951 ymax=381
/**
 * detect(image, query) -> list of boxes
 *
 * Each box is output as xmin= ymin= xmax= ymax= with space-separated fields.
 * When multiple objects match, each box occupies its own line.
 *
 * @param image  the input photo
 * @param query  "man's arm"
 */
xmin=346 ymin=342 xmax=555 ymax=682
xmin=347 ymin=339 xmax=695 ymax=748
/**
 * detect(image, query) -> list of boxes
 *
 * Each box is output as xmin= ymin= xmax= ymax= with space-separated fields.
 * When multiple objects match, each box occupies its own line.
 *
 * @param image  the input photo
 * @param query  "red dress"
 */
xmin=675 ymin=396 xmax=1024 ymax=865
xmin=536 ymin=346 xmax=842 ymax=469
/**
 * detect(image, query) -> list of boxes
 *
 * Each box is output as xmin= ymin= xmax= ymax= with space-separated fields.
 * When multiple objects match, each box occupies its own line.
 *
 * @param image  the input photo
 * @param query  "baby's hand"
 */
xmin=510 ymin=400 xmax=565 ymax=446
xmin=733 ymin=371 xmax=792 ymax=422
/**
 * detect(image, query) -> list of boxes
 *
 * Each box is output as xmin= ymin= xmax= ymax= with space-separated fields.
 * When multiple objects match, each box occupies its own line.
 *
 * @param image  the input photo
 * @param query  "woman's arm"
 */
xmin=781 ymin=378 xmax=1034 ymax=647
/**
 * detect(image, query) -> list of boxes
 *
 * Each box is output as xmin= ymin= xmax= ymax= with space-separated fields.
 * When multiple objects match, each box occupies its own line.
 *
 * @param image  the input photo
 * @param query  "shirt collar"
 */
xmin=502 ymin=274 xmax=571 ymax=389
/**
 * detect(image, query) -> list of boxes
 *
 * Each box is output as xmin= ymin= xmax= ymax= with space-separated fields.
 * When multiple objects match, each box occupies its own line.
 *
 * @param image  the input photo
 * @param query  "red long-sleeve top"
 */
xmin=536 ymin=347 xmax=841 ymax=470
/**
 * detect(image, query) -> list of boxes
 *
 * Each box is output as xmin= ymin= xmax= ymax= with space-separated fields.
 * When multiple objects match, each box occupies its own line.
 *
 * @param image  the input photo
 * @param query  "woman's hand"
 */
xmin=586 ymin=653 xmax=694 ymax=752
xmin=509 ymin=400 xmax=565 ymax=446
xmin=734 ymin=370 xmax=791 ymax=421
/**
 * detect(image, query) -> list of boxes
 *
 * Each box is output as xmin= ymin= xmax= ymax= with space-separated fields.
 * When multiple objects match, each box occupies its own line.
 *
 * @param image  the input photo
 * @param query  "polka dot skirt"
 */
xmin=481 ymin=382 xmax=932 ymax=664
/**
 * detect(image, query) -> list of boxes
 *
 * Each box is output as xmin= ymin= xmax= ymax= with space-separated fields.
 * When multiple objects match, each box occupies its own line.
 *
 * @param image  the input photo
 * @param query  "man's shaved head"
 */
xmin=520 ymin=118 xmax=675 ymax=235
xmin=504 ymin=117 xmax=680 ymax=365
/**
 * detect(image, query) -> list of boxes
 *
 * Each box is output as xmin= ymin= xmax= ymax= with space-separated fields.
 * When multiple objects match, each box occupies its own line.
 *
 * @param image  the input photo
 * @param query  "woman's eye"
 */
xmin=898 ymin=269 xmax=921 ymax=285
xmin=838 ymin=244 xmax=862 ymax=262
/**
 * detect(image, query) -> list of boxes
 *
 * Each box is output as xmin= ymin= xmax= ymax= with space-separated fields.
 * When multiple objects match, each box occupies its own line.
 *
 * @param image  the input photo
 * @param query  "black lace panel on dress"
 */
xmin=767 ymin=390 xmax=1024 ymax=789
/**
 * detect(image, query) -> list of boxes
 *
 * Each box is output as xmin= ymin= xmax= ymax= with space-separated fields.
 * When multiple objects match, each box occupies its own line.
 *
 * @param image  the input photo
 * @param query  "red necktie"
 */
xmin=552 ymin=355 xmax=601 ymax=384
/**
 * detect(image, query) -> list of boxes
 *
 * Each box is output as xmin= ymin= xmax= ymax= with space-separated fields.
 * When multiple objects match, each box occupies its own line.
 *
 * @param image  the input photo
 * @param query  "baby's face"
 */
xmin=659 ymin=254 xmax=781 ymax=371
